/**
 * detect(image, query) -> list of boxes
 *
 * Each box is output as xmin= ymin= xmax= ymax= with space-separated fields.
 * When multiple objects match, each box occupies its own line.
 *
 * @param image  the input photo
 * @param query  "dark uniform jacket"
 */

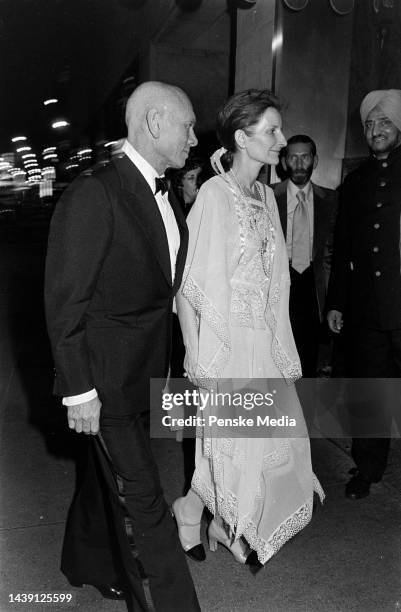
xmin=273 ymin=180 xmax=338 ymax=322
xmin=45 ymin=153 xmax=188 ymax=416
xmin=327 ymin=145 xmax=401 ymax=330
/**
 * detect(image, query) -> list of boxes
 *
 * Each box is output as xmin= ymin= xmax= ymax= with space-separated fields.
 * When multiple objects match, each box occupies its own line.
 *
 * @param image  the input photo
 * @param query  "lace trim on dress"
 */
xmin=265 ymin=301 xmax=302 ymax=381
xmin=245 ymin=500 xmax=313 ymax=564
xmin=262 ymin=439 xmax=290 ymax=468
xmin=182 ymin=273 xmax=231 ymax=380
xmin=226 ymin=176 xmax=276 ymax=279
xmin=222 ymin=174 xmax=301 ymax=380
xmin=195 ymin=346 xmax=231 ymax=385
xmin=228 ymin=178 xmax=247 ymax=258
xmin=182 ymin=274 xmax=229 ymax=345
xmin=192 ymin=471 xmax=316 ymax=565
xmin=313 ymin=473 xmax=326 ymax=503
xmin=230 ymin=285 xmax=266 ymax=328
xmin=222 ymin=176 xmax=276 ymax=331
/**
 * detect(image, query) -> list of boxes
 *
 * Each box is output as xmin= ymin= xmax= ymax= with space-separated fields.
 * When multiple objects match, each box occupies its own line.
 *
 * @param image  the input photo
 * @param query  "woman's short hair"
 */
xmin=167 ymin=156 xmax=205 ymax=192
xmin=172 ymin=157 xmax=205 ymax=187
xmin=216 ymin=89 xmax=281 ymax=167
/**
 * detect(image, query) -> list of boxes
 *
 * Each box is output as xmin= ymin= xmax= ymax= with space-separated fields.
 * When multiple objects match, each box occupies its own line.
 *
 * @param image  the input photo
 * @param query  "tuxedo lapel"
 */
xmin=114 ymin=154 xmax=172 ymax=286
xmin=168 ymin=189 xmax=188 ymax=291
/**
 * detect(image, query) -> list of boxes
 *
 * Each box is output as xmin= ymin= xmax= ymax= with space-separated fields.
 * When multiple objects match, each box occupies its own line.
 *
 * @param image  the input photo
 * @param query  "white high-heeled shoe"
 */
xmin=171 ymin=497 xmax=206 ymax=562
xmin=207 ymin=518 xmax=251 ymax=564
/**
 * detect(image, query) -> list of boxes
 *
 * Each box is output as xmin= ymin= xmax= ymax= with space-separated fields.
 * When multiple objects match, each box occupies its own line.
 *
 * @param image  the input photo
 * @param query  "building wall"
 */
xmin=147 ymin=43 xmax=229 ymax=136
xmin=345 ymin=0 xmax=401 ymax=161
xmin=136 ymin=6 xmax=231 ymax=140
xmin=275 ymin=0 xmax=354 ymax=188
xmin=236 ymin=1 xmax=276 ymax=91
xmin=235 ymin=0 xmax=354 ymax=189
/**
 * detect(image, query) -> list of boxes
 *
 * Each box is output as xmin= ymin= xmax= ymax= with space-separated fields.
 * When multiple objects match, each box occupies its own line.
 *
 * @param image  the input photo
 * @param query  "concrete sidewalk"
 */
xmin=0 ymin=234 xmax=400 ymax=612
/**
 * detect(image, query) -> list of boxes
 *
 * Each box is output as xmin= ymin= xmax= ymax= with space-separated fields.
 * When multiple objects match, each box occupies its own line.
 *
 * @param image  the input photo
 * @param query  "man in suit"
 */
xmin=273 ymin=135 xmax=338 ymax=378
xmin=327 ymin=89 xmax=401 ymax=500
xmin=45 ymin=81 xmax=200 ymax=611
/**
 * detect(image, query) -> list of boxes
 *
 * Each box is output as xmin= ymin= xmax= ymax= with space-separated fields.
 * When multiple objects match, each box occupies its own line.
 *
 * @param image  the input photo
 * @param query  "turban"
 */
xmin=360 ymin=89 xmax=401 ymax=131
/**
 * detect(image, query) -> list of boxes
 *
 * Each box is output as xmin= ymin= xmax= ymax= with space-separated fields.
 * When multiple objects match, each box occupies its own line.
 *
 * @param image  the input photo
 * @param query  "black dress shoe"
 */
xmin=171 ymin=499 xmax=206 ymax=562
xmin=184 ymin=543 xmax=207 ymax=562
xmin=245 ymin=550 xmax=259 ymax=565
xmin=345 ymin=472 xmax=371 ymax=500
xmin=70 ymin=581 xmax=126 ymax=600
xmin=245 ymin=550 xmax=264 ymax=574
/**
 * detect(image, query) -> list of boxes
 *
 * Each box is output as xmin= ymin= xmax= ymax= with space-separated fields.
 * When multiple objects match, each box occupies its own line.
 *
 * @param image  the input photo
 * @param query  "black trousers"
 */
xmin=289 ymin=265 xmax=321 ymax=378
xmin=347 ymin=326 xmax=401 ymax=482
xmin=170 ymin=313 xmax=185 ymax=378
xmin=61 ymin=412 xmax=200 ymax=612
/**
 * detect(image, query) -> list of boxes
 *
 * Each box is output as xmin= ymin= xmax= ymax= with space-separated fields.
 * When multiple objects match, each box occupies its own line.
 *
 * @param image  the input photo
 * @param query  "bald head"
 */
xmin=125 ymin=81 xmax=197 ymax=173
xmin=126 ymin=82 xmax=186 ymax=131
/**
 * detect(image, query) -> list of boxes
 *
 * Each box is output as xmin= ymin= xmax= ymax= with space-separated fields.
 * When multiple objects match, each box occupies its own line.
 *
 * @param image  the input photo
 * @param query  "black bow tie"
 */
xmin=155 ymin=177 xmax=169 ymax=195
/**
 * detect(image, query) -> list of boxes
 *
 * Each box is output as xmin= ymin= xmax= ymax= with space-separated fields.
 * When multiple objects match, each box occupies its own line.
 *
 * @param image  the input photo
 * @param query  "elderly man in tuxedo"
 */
xmin=45 ymin=82 xmax=200 ymax=611
xmin=327 ymin=89 xmax=401 ymax=500
xmin=273 ymin=135 xmax=338 ymax=378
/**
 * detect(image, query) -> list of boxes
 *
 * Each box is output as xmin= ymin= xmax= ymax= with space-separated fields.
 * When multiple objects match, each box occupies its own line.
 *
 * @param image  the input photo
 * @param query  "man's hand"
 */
xmin=67 ymin=397 xmax=101 ymax=435
xmin=327 ymin=309 xmax=343 ymax=334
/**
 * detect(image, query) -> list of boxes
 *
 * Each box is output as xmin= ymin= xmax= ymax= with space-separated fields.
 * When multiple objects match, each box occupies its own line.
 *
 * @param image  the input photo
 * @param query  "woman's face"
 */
xmin=181 ymin=166 xmax=202 ymax=204
xmin=242 ymin=107 xmax=287 ymax=166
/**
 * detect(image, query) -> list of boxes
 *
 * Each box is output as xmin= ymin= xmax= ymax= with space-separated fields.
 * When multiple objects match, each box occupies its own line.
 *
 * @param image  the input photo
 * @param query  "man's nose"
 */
xmin=371 ymin=121 xmax=381 ymax=137
xmin=189 ymin=128 xmax=198 ymax=147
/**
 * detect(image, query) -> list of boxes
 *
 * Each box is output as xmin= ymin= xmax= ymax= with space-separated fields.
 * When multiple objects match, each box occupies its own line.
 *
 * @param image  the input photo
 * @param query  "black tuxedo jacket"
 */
xmin=273 ymin=179 xmax=338 ymax=321
xmin=45 ymin=153 xmax=188 ymax=416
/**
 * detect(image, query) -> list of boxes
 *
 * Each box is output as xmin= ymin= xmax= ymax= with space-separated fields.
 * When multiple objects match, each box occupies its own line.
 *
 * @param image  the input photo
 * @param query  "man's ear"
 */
xmin=281 ymin=157 xmax=288 ymax=172
xmin=146 ymin=108 xmax=160 ymax=139
xmin=234 ymin=129 xmax=246 ymax=150
xmin=313 ymin=154 xmax=318 ymax=170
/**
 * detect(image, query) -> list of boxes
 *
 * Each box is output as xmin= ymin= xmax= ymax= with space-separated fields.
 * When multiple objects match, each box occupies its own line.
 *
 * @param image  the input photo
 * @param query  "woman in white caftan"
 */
xmin=172 ymin=89 xmax=324 ymax=567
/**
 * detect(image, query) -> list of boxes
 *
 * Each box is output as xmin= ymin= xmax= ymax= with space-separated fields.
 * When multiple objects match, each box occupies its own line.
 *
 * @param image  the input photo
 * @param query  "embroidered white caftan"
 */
xmin=181 ymin=173 xmax=324 ymax=564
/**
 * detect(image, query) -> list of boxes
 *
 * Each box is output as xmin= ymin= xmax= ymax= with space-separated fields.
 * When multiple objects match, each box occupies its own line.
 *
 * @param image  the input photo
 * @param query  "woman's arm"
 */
xmin=176 ymin=291 xmax=199 ymax=384
xmin=176 ymin=177 xmax=233 ymax=381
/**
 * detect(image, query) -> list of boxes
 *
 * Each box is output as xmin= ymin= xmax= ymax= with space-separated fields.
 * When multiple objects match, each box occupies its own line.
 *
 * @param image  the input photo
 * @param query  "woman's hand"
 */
xmin=183 ymin=348 xmax=199 ymax=385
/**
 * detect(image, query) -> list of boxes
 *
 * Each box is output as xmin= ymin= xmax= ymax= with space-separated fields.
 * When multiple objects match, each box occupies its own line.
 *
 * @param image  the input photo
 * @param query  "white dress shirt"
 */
xmin=63 ymin=140 xmax=180 ymax=407
xmin=285 ymin=180 xmax=314 ymax=263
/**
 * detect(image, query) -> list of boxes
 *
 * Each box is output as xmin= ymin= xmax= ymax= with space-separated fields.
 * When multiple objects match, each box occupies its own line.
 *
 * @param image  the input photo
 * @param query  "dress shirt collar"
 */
xmin=122 ymin=139 xmax=164 ymax=194
xmin=287 ymin=179 xmax=312 ymax=201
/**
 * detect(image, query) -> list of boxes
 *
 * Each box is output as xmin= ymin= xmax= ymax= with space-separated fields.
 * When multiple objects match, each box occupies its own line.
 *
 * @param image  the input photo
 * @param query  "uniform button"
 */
xmin=375 ymin=271 xmax=381 ymax=277
xmin=379 ymin=180 xmax=386 ymax=187
xmin=376 ymin=202 xmax=383 ymax=208
xmin=373 ymin=246 xmax=379 ymax=253
xmin=374 ymin=223 xmax=380 ymax=229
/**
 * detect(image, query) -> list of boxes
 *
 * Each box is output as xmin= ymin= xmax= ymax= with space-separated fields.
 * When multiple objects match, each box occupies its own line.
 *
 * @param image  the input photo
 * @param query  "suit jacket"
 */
xmin=45 ymin=153 xmax=188 ymax=416
xmin=326 ymin=146 xmax=401 ymax=330
xmin=273 ymin=179 xmax=338 ymax=321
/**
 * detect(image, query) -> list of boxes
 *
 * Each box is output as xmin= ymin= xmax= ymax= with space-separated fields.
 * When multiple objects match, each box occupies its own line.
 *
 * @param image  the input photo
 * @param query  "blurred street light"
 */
xmin=52 ymin=120 xmax=69 ymax=129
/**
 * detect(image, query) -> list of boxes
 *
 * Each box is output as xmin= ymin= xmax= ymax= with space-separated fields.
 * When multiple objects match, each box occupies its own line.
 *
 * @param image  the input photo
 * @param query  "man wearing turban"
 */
xmin=327 ymin=89 xmax=401 ymax=499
